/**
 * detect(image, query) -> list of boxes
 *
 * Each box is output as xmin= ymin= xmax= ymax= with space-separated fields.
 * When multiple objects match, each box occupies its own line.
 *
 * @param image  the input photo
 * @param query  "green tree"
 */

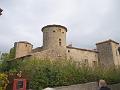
xmin=1 ymin=53 xmax=9 ymax=61
xmin=0 ymin=47 xmax=15 ymax=72
xmin=8 ymin=47 xmax=15 ymax=60
xmin=1 ymin=47 xmax=15 ymax=61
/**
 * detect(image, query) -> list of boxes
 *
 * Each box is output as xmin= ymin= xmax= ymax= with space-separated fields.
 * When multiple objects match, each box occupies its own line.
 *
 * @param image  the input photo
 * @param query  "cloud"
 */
xmin=0 ymin=0 xmax=120 ymax=52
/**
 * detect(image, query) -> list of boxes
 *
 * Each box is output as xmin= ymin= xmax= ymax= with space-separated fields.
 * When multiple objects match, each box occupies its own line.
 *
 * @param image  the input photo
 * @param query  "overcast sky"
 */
xmin=0 ymin=0 xmax=120 ymax=52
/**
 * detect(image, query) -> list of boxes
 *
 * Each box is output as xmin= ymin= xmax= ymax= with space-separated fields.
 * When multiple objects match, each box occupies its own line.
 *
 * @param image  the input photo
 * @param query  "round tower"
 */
xmin=14 ymin=41 xmax=33 ymax=58
xmin=42 ymin=25 xmax=67 ymax=50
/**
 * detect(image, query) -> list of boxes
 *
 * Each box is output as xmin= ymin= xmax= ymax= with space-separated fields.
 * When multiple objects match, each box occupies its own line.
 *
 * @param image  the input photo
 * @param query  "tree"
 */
xmin=1 ymin=47 xmax=15 ymax=61
xmin=1 ymin=53 xmax=9 ymax=61
xmin=0 ymin=47 xmax=15 ymax=72
xmin=9 ymin=47 xmax=15 ymax=60
xmin=0 ymin=8 xmax=3 ymax=16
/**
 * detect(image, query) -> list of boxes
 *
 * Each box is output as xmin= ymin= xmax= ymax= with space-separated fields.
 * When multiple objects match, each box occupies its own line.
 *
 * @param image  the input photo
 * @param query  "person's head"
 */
xmin=99 ymin=79 xmax=107 ymax=87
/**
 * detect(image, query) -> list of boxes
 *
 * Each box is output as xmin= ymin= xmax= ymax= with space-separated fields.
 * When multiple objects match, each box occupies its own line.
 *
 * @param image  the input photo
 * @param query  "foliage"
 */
xmin=0 ymin=53 xmax=9 ymax=61
xmin=8 ymin=47 xmax=15 ymax=60
xmin=1 ymin=47 xmax=15 ymax=61
xmin=0 ymin=47 xmax=15 ymax=72
xmin=2 ymin=58 xmax=120 ymax=89
xmin=0 ymin=73 xmax=9 ymax=90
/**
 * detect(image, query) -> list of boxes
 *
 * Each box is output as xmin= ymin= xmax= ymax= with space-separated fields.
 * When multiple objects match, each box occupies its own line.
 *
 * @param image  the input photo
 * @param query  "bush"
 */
xmin=0 ymin=73 xmax=9 ymax=90
xmin=5 ymin=58 xmax=120 ymax=89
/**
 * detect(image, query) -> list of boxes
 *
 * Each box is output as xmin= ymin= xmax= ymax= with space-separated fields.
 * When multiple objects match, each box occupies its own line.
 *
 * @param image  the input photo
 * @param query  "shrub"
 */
xmin=5 ymin=58 xmax=120 ymax=89
xmin=0 ymin=73 xmax=9 ymax=90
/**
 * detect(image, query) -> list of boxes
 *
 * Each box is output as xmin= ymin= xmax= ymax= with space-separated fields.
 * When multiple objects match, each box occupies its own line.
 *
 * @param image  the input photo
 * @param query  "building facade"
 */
xmin=14 ymin=25 xmax=120 ymax=67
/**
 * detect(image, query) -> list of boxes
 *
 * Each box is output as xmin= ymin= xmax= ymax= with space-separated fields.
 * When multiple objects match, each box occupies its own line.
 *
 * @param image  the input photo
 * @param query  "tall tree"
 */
xmin=0 ymin=8 xmax=3 ymax=16
xmin=9 ymin=47 xmax=15 ymax=60
xmin=1 ymin=53 xmax=9 ymax=61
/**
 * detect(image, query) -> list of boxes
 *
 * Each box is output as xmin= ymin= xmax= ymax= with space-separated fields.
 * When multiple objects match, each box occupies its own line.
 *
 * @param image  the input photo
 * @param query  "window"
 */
xmin=62 ymin=32 xmax=64 ymax=34
xmin=59 ymin=28 xmax=61 ymax=32
xmin=59 ymin=38 xmax=62 ymax=46
xmin=68 ymin=50 xmax=70 ymax=53
xmin=82 ymin=59 xmax=88 ymax=66
xmin=26 ymin=44 xmax=27 ymax=47
xmin=59 ymin=42 xmax=61 ymax=46
xmin=53 ymin=30 xmax=55 ymax=32
xmin=59 ymin=38 xmax=61 ymax=41
xmin=93 ymin=61 xmax=97 ymax=67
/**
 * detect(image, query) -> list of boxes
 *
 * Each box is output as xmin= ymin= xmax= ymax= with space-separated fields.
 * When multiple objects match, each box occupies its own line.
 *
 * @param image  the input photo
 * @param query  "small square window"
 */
xmin=59 ymin=29 xmax=61 ymax=32
xmin=53 ymin=30 xmax=55 ymax=32
xmin=68 ymin=50 xmax=70 ymax=52
xmin=59 ymin=38 xmax=61 ymax=41
xmin=59 ymin=42 xmax=61 ymax=46
xmin=93 ymin=61 xmax=97 ymax=66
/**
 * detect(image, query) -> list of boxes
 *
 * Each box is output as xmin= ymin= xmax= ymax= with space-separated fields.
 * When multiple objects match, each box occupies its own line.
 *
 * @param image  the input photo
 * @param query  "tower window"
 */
xmin=59 ymin=38 xmax=62 ymax=46
xmin=59 ymin=29 xmax=61 ymax=32
xmin=59 ymin=38 xmax=61 ymax=41
xmin=62 ymin=32 xmax=64 ymax=34
xmin=53 ymin=30 xmax=55 ymax=32
xmin=59 ymin=42 xmax=61 ymax=46
xmin=26 ymin=44 xmax=27 ymax=47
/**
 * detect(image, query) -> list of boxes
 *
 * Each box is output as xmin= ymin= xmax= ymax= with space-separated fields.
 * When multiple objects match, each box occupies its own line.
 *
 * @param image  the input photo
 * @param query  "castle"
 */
xmin=14 ymin=25 xmax=120 ymax=67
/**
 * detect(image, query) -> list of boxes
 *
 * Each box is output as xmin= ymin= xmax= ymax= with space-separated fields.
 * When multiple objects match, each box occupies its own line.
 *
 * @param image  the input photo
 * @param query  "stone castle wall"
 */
xmin=96 ymin=40 xmax=120 ymax=67
xmin=32 ymin=49 xmax=66 ymax=60
xmin=15 ymin=41 xmax=33 ymax=58
xmin=66 ymin=47 xmax=98 ymax=67
xmin=14 ymin=24 xmax=120 ymax=67
xmin=111 ymin=42 xmax=120 ymax=66
xmin=42 ymin=25 xmax=67 ymax=50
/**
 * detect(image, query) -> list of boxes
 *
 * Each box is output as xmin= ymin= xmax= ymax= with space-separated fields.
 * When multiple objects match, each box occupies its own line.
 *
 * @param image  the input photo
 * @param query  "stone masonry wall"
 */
xmin=42 ymin=25 xmax=67 ymax=50
xmin=54 ymin=82 xmax=98 ymax=90
xmin=66 ymin=47 xmax=98 ymax=67
xmin=96 ymin=42 xmax=115 ymax=67
xmin=54 ymin=82 xmax=120 ymax=90
xmin=111 ymin=42 xmax=120 ymax=66
xmin=15 ymin=42 xmax=33 ymax=58
xmin=32 ymin=49 xmax=66 ymax=60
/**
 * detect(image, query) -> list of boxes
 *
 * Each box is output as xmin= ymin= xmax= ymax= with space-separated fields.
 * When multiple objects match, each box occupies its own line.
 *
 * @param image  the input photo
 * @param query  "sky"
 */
xmin=0 ymin=0 xmax=120 ymax=52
